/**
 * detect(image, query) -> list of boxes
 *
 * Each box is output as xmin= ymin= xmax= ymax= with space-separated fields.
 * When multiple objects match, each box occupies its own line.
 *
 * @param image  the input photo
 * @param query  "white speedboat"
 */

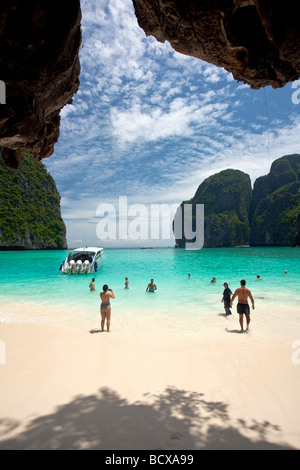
xmin=60 ymin=247 xmax=106 ymax=274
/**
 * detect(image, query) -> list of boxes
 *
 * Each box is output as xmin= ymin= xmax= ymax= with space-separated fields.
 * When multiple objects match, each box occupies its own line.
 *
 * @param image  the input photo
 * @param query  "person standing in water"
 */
xmin=100 ymin=285 xmax=115 ymax=332
xmin=89 ymin=278 xmax=96 ymax=291
xmin=124 ymin=277 xmax=129 ymax=289
xmin=146 ymin=279 xmax=157 ymax=293
xmin=230 ymin=280 xmax=255 ymax=331
xmin=221 ymin=282 xmax=232 ymax=316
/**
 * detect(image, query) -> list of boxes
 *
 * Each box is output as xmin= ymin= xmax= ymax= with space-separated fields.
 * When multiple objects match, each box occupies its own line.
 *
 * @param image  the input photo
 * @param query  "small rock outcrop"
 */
xmin=0 ymin=151 xmax=67 ymax=250
xmin=132 ymin=0 xmax=300 ymax=89
xmin=0 ymin=0 xmax=82 ymax=169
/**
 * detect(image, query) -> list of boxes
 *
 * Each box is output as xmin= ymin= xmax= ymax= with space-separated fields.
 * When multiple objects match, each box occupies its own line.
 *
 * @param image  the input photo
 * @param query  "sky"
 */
xmin=45 ymin=0 xmax=300 ymax=249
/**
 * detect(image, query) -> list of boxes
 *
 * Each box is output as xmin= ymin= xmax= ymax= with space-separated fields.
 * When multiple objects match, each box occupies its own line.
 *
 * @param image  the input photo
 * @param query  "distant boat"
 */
xmin=59 ymin=247 xmax=106 ymax=274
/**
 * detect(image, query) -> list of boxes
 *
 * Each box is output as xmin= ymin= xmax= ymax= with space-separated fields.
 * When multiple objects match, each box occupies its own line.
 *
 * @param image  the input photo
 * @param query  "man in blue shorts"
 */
xmin=230 ymin=280 xmax=255 ymax=331
xmin=146 ymin=279 xmax=157 ymax=293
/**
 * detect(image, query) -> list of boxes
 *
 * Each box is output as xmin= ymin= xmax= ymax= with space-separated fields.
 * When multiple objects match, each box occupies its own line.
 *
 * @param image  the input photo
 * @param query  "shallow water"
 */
xmin=0 ymin=247 xmax=299 ymax=329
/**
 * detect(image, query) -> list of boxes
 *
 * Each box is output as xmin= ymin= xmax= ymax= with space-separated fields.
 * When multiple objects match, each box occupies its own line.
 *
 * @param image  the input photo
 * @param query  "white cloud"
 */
xmin=110 ymin=102 xmax=196 ymax=143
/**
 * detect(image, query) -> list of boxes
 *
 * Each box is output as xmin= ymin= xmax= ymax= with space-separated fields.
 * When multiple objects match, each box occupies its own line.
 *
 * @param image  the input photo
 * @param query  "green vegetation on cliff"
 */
xmin=0 ymin=150 xmax=67 ymax=250
xmin=175 ymin=155 xmax=300 ymax=248
xmin=176 ymin=169 xmax=252 ymax=247
xmin=250 ymin=154 xmax=300 ymax=246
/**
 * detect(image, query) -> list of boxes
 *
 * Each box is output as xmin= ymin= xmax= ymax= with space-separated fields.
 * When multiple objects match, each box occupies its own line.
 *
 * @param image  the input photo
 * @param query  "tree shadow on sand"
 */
xmin=0 ymin=387 xmax=295 ymax=450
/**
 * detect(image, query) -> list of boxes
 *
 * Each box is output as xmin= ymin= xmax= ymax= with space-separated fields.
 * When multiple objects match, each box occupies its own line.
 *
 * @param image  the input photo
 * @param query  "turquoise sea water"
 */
xmin=0 ymin=247 xmax=299 ymax=329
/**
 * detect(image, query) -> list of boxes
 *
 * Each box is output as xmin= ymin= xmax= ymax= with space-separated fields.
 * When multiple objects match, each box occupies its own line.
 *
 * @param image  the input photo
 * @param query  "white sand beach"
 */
xmin=0 ymin=301 xmax=300 ymax=450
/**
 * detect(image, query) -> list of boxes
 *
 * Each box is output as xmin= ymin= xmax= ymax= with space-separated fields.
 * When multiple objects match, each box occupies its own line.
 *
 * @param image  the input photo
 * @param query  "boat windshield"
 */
xmin=67 ymin=251 xmax=95 ymax=263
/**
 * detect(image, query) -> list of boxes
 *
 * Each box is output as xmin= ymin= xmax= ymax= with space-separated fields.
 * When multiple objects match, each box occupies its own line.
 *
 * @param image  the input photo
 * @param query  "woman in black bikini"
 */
xmin=100 ymin=285 xmax=115 ymax=332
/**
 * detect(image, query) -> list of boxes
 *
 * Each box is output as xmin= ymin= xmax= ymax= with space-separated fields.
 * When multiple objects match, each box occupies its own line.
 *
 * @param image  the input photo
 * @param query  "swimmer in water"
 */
xmin=146 ymin=279 xmax=157 ymax=293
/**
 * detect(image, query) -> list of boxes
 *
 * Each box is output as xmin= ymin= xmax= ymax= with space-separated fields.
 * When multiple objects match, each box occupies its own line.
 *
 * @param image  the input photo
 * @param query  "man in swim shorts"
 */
xmin=230 ymin=280 xmax=255 ymax=331
xmin=146 ymin=279 xmax=157 ymax=293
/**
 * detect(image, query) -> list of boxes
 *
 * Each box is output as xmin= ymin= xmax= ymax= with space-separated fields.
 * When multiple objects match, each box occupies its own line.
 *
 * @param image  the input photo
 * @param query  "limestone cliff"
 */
xmin=175 ymin=169 xmax=252 ymax=247
xmin=250 ymin=154 xmax=300 ymax=246
xmin=175 ymin=155 xmax=300 ymax=248
xmin=0 ymin=150 xmax=67 ymax=250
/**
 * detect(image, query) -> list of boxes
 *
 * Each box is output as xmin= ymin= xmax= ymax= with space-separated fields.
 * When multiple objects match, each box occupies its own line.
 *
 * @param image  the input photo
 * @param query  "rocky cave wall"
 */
xmin=0 ymin=0 xmax=82 ymax=169
xmin=1 ymin=1 xmax=300 ymax=170
xmin=132 ymin=0 xmax=300 ymax=89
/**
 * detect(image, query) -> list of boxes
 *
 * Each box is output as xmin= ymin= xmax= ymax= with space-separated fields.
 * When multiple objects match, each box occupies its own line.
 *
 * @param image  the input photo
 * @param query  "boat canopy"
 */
xmin=67 ymin=247 xmax=104 ymax=263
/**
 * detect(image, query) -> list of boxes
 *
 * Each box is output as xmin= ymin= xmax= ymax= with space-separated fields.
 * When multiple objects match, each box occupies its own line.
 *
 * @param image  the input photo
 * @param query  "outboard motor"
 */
xmin=75 ymin=260 xmax=83 ymax=273
xmin=83 ymin=260 xmax=90 ymax=273
xmin=69 ymin=260 xmax=75 ymax=273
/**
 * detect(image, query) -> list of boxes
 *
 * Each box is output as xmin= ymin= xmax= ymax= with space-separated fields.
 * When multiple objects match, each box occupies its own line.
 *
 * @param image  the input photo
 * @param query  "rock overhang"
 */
xmin=1 ymin=0 xmax=300 ymax=169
